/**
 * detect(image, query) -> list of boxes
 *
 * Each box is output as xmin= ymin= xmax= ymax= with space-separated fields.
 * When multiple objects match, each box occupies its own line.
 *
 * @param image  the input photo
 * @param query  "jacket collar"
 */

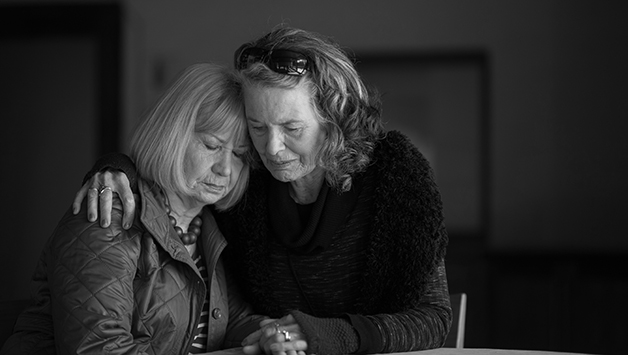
xmin=137 ymin=180 xmax=227 ymax=273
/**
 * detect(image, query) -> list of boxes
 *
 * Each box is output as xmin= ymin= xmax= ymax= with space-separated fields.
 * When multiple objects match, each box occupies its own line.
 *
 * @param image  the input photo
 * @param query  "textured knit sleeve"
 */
xmin=82 ymin=152 xmax=139 ymax=192
xmin=291 ymin=259 xmax=450 ymax=355
xmin=290 ymin=311 xmax=360 ymax=355
xmin=353 ymin=131 xmax=451 ymax=353
xmin=364 ymin=259 xmax=451 ymax=353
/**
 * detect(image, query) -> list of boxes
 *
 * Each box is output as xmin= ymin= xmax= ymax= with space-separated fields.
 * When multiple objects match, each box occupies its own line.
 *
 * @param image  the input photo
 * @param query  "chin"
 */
xmin=270 ymin=171 xmax=294 ymax=183
xmin=200 ymin=193 xmax=224 ymax=206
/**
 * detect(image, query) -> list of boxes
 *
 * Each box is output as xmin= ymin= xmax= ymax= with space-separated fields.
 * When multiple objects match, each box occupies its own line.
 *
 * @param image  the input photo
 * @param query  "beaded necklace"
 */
xmin=162 ymin=195 xmax=202 ymax=245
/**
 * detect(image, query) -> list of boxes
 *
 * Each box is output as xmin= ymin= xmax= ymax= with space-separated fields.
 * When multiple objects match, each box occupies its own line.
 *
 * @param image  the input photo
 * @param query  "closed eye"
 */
xmin=205 ymin=144 xmax=221 ymax=152
xmin=249 ymin=123 xmax=265 ymax=130
xmin=284 ymin=125 xmax=303 ymax=135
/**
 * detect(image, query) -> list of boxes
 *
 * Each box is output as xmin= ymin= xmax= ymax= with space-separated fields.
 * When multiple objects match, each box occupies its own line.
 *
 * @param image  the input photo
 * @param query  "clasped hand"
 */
xmin=242 ymin=315 xmax=308 ymax=355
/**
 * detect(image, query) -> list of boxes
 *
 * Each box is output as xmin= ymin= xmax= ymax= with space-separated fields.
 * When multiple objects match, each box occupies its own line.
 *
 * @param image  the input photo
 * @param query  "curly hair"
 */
xmin=235 ymin=26 xmax=384 ymax=192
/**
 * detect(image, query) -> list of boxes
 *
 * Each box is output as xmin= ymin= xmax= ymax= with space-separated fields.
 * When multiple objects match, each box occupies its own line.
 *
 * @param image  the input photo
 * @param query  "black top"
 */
xmin=215 ymin=131 xmax=451 ymax=354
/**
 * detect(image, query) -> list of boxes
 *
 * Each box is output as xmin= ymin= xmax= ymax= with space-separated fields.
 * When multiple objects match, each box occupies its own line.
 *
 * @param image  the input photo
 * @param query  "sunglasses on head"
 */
xmin=234 ymin=46 xmax=311 ymax=76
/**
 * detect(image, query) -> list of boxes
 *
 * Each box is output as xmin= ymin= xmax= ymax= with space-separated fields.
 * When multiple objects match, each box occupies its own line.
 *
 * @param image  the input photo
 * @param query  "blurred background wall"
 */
xmin=1 ymin=0 xmax=626 ymax=354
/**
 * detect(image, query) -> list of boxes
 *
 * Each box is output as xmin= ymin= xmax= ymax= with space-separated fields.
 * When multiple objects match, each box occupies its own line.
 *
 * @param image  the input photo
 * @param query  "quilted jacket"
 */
xmin=0 ymin=179 xmax=258 ymax=355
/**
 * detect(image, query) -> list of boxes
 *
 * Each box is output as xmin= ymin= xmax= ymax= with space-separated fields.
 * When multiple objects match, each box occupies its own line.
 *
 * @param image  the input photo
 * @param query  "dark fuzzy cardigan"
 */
xmin=216 ymin=130 xmax=448 ymax=315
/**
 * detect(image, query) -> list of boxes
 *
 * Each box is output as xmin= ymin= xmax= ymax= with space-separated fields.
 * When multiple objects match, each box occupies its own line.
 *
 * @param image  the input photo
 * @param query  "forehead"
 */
xmin=198 ymin=122 xmax=248 ymax=147
xmin=243 ymin=82 xmax=317 ymax=124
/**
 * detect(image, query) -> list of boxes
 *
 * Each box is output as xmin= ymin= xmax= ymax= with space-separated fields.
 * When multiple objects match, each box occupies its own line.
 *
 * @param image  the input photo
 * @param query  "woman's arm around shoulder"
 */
xmin=72 ymin=152 xmax=138 ymax=229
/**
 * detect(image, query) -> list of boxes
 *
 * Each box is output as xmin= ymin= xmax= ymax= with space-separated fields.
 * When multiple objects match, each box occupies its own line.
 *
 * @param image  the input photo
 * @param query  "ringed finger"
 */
xmin=98 ymin=187 xmax=113 ymax=227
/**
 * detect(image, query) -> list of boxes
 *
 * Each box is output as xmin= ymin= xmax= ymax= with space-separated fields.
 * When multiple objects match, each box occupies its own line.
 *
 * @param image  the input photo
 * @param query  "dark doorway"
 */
xmin=0 ymin=3 xmax=122 ymax=300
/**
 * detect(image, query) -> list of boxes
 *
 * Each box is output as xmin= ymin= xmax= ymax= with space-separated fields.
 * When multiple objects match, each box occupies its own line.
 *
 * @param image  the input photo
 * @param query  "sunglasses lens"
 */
xmin=238 ymin=47 xmax=310 ymax=75
xmin=271 ymin=58 xmax=305 ymax=75
xmin=269 ymin=50 xmax=309 ymax=75
xmin=277 ymin=57 xmax=309 ymax=75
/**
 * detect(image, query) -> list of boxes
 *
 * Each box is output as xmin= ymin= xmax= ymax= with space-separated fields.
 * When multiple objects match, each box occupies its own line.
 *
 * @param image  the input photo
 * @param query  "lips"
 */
xmin=266 ymin=159 xmax=293 ymax=168
xmin=203 ymin=182 xmax=225 ymax=192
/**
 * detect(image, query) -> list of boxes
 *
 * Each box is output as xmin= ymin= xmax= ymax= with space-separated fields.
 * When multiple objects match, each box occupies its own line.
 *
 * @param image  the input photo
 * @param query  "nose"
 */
xmin=212 ymin=149 xmax=232 ymax=177
xmin=266 ymin=128 xmax=284 ymax=156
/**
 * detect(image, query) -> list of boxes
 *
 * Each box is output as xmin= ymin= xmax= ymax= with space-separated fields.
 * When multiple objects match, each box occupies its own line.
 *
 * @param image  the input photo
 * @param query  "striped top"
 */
xmin=189 ymin=253 xmax=210 ymax=354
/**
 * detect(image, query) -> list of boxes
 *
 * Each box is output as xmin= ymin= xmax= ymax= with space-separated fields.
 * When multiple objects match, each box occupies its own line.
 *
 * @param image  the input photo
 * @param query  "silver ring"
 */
xmin=99 ymin=186 xmax=112 ymax=195
xmin=280 ymin=329 xmax=291 ymax=341
xmin=89 ymin=187 xmax=99 ymax=193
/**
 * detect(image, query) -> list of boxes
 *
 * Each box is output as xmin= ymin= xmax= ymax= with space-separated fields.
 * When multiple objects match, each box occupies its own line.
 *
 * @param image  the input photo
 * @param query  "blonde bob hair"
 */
xmin=130 ymin=63 xmax=253 ymax=211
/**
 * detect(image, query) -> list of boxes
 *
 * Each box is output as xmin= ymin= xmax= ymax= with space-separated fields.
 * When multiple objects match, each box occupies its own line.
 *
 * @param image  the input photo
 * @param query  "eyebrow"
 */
xmin=246 ymin=117 xmax=301 ymax=126
xmin=206 ymin=132 xmax=250 ymax=149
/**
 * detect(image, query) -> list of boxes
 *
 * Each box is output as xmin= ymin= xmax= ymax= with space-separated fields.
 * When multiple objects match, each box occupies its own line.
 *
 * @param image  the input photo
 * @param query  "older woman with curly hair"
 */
xmin=73 ymin=27 xmax=451 ymax=355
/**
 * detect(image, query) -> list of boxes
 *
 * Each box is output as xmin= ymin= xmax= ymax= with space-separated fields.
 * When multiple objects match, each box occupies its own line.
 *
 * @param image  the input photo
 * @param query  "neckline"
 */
xmin=267 ymin=174 xmax=362 ymax=255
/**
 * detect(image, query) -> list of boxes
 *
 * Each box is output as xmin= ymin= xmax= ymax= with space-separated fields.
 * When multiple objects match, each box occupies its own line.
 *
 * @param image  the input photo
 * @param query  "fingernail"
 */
xmin=88 ymin=214 xmax=95 ymax=222
xmin=123 ymin=222 xmax=131 ymax=229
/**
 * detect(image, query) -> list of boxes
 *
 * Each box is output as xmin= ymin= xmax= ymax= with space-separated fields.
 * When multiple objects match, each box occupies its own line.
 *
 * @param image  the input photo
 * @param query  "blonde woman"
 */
xmin=1 ymin=63 xmax=264 ymax=355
